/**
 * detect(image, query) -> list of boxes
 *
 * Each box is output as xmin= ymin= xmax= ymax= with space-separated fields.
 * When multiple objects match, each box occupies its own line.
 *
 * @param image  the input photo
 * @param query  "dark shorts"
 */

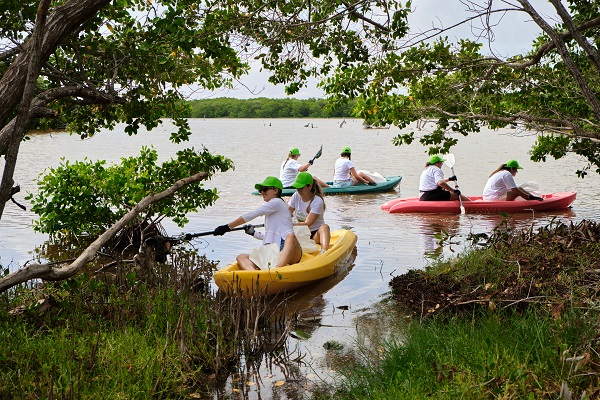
xmin=420 ymin=186 xmax=451 ymax=201
xmin=310 ymin=230 xmax=317 ymax=239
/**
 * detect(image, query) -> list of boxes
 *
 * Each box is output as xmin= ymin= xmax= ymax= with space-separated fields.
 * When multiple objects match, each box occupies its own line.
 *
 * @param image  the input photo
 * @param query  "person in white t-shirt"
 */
xmin=332 ymin=147 xmax=377 ymax=187
xmin=212 ymin=176 xmax=302 ymax=270
xmin=280 ymin=147 xmax=329 ymax=188
xmin=419 ymin=155 xmax=471 ymax=202
xmin=288 ymin=172 xmax=330 ymax=254
xmin=482 ymin=160 xmax=544 ymax=201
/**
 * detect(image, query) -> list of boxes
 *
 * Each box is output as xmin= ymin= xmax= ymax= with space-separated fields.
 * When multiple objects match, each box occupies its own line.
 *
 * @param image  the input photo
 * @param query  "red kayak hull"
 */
xmin=381 ymin=192 xmax=577 ymax=214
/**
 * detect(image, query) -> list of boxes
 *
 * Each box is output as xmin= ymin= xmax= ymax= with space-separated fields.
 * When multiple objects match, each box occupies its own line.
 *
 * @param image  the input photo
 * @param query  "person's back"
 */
xmin=482 ymin=160 xmax=543 ymax=202
xmin=483 ymin=169 xmax=515 ymax=201
xmin=333 ymin=156 xmax=353 ymax=181
xmin=332 ymin=146 xmax=376 ymax=187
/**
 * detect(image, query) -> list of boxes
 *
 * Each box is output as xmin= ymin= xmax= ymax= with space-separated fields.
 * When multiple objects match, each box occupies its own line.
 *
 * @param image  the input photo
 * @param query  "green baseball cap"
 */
xmin=255 ymin=176 xmax=283 ymax=191
xmin=429 ymin=155 xmax=445 ymax=164
xmin=291 ymin=171 xmax=314 ymax=188
xmin=290 ymin=147 xmax=300 ymax=156
xmin=505 ymin=159 xmax=523 ymax=169
xmin=342 ymin=146 xmax=351 ymax=154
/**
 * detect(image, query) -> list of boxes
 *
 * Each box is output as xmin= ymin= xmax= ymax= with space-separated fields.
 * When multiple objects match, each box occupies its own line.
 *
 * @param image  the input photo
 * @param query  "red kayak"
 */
xmin=381 ymin=192 xmax=577 ymax=214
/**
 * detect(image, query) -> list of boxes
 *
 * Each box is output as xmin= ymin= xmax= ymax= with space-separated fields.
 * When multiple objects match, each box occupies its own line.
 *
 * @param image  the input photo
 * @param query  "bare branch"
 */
xmin=516 ymin=0 xmax=600 ymax=121
xmin=0 ymin=171 xmax=209 ymax=293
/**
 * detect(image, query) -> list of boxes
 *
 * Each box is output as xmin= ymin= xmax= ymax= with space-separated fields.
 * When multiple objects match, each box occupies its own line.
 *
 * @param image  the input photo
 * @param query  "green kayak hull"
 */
xmin=252 ymin=176 xmax=402 ymax=196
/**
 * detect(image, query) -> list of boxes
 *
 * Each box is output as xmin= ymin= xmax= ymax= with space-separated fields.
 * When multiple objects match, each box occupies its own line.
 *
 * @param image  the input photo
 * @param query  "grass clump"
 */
xmin=0 ymin=251 xmax=289 ymax=399
xmin=318 ymin=219 xmax=600 ymax=399
xmin=328 ymin=308 xmax=599 ymax=399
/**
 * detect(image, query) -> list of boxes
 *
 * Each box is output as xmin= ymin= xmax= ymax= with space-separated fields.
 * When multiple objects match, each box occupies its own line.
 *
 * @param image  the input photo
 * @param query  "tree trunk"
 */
xmin=0 ymin=0 xmax=111 ymax=148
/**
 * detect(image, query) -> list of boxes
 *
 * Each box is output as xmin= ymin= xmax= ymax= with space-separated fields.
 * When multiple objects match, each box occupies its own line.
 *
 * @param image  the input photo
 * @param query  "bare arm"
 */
xmin=437 ymin=179 xmax=456 ymax=192
xmin=294 ymin=212 xmax=319 ymax=227
xmin=226 ymin=216 xmax=248 ymax=229
xmin=298 ymin=162 xmax=311 ymax=172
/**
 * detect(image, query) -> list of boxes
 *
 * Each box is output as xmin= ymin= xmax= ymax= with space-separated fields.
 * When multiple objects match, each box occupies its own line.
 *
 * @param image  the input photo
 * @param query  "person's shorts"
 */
xmin=333 ymin=178 xmax=354 ymax=188
xmin=279 ymin=238 xmax=285 ymax=251
xmin=420 ymin=186 xmax=451 ymax=201
xmin=310 ymin=230 xmax=318 ymax=239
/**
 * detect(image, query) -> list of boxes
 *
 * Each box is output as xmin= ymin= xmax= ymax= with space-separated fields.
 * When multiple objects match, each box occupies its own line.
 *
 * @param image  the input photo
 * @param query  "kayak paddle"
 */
xmin=444 ymin=154 xmax=466 ymax=215
xmin=309 ymin=145 xmax=323 ymax=164
xmin=178 ymin=224 xmax=265 ymax=241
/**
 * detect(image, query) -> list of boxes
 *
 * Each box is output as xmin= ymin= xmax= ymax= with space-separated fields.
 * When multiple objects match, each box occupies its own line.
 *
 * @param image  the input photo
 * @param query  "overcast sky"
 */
xmin=193 ymin=1 xmax=558 ymax=100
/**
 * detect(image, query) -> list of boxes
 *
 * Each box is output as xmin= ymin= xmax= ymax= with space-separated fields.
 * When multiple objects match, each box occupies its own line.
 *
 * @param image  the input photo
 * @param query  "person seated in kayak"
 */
xmin=483 ymin=159 xmax=544 ymax=201
xmin=280 ymin=147 xmax=329 ymax=189
xmin=213 ymin=176 xmax=302 ymax=270
xmin=288 ymin=172 xmax=331 ymax=254
xmin=419 ymin=155 xmax=471 ymax=202
xmin=332 ymin=147 xmax=377 ymax=187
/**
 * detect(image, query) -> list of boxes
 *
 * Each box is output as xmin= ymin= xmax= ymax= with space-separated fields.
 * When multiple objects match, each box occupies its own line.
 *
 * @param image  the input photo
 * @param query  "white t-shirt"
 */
xmin=483 ymin=170 xmax=517 ymax=201
xmin=419 ymin=165 xmax=444 ymax=195
xmin=333 ymin=157 xmax=354 ymax=181
xmin=288 ymin=192 xmax=325 ymax=232
xmin=280 ymin=159 xmax=302 ymax=187
xmin=242 ymin=198 xmax=294 ymax=245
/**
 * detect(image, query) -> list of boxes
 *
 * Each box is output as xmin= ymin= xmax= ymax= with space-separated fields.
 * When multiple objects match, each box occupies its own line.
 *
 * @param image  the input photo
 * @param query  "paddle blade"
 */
xmin=460 ymin=205 xmax=466 ymax=215
xmin=444 ymin=154 xmax=456 ymax=168
xmin=313 ymin=145 xmax=323 ymax=160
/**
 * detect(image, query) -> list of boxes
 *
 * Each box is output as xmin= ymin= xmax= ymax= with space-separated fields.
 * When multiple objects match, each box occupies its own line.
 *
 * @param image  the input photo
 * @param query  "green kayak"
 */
xmin=252 ymin=175 xmax=402 ymax=196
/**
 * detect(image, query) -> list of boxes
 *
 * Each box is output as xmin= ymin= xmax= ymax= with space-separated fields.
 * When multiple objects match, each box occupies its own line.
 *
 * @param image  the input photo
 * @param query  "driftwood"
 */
xmin=0 ymin=171 xmax=208 ymax=293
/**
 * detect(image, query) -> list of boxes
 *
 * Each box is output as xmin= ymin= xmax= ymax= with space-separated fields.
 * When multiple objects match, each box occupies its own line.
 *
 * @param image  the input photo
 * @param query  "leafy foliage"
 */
xmin=187 ymin=97 xmax=356 ymax=118
xmin=320 ymin=1 xmax=600 ymax=174
xmin=26 ymin=147 xmax=233 ymax=237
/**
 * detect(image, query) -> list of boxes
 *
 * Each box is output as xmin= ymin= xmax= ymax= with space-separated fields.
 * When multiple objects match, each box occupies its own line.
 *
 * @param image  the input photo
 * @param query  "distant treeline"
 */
xmin=186 ymin=97 xmax=357 ymax=118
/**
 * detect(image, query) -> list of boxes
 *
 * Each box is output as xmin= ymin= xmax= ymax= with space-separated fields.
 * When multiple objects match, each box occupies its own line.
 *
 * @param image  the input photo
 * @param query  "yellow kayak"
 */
xmin=213 ymin=229 xmax=358 ymax=296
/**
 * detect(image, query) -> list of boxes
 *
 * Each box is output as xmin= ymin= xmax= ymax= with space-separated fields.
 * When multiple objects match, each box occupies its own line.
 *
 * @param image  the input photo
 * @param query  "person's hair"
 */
xmin=489 ymin=163 xmax=516 ymax=177
xmin=341 ymin=151 xmax=351 ymax=160
xmin=282 ymin=150 xmax=299 ymax=169
xmin=305 ymin=183 xmax=326 ymax=214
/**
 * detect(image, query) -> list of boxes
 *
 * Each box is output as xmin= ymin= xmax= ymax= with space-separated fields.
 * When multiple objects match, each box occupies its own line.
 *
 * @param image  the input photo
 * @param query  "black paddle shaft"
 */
xmin=184 ymin=224 xmax=265 ymax=240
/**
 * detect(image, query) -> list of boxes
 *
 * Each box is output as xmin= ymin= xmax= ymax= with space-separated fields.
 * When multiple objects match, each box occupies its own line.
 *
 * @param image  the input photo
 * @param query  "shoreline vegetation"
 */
xmin=316 ymin=219 xmax=600 ymax=399
xmin=4 ymin=219 xmax=600 ymax=398
xmin=186 ymin=97 xmax=356 ymax=119
xmin=32 ymin=97 xmax=358 ymax=131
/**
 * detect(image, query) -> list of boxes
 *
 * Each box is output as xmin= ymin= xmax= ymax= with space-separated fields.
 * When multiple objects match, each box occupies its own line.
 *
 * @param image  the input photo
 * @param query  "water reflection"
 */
xmin=412 ymin=214 xmax=461 ymax=257
xmin=216 ymin=248 xmax=356 ymax=400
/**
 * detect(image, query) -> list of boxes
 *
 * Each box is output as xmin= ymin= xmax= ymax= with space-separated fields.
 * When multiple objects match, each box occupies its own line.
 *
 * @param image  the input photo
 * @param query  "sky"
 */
xmin=194 ymin=0 xmax=558 ymax=100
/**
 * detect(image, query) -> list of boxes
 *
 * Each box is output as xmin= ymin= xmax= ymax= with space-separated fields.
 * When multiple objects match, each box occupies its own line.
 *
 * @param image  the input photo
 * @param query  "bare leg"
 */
xmin=314 ymin=224 xmax=331 ymax=253
xmin=314 ymin=176 xmax=330 ymax=188
xmin=275 ymin=233 xmax=302 ymax=267
xmin=236 ymin=254 xmax=259 ymax=270
xmin=506 ymin=188 xmax=528 ymax=201
xmin=357 ymin=171 xmax=376 ymax=185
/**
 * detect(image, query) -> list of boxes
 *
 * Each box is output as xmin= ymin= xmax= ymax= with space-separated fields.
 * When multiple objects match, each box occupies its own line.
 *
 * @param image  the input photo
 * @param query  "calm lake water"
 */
xmin=2 ymin=118 xmax=600 ymax=397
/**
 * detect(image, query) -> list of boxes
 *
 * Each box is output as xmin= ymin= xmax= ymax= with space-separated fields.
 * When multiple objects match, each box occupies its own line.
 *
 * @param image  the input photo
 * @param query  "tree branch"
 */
xmin=516 ymin=0 xmax=600 ymax=122
xmin=0 ymin=171 xmax=209 ymax=293
xmin=548 ymin=0 xmax=600 ymax=74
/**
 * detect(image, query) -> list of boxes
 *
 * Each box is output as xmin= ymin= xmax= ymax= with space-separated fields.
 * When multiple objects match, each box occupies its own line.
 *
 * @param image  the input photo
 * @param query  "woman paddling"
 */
xmin=332 ymin=147 xmax=377 ymax=187
xmin=213 ymin=176 xmax=302 ymax=270
xmin=482 ymin=159 xmax=544 ymax=201
xmin=419 ymin=155 xmax=470 ymax=202
xmin=280 ymin=147 xmax=329 ymax=189
xmin=288 ymin=172 xmax=331 ymax=254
